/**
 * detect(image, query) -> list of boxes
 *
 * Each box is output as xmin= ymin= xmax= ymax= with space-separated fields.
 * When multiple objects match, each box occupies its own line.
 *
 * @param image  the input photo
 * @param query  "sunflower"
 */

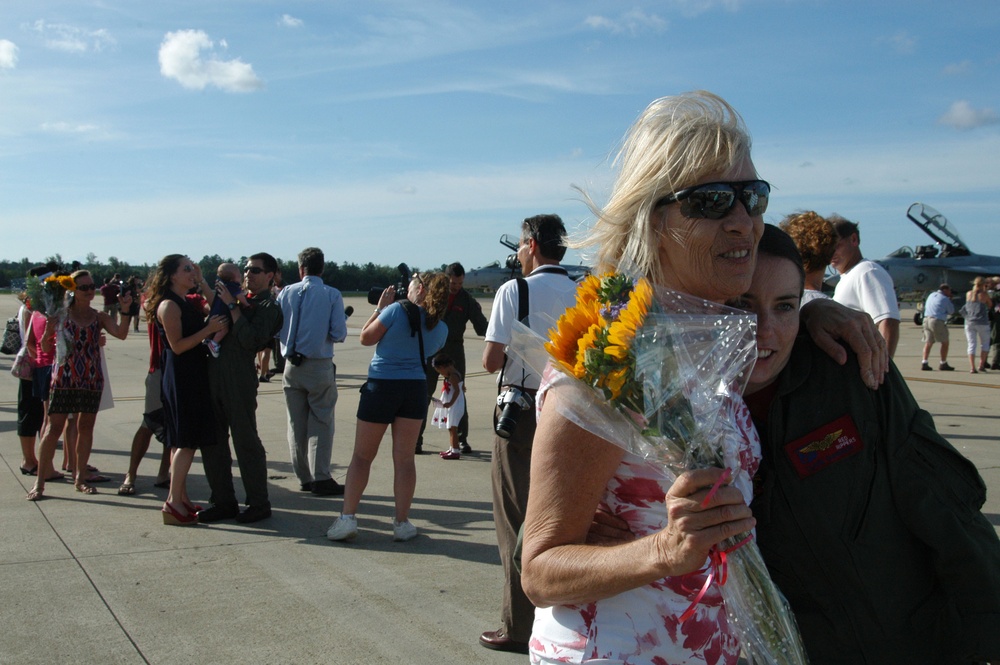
xmin=602 ymin=277 xmax=651 ymax=360
xmin=575 ymin=273 xmax=601 ymax=306
xmin=605 ymin=366 xmax=630 ymax=400
xmin=546 ymin=281 xmax=604 ymax=371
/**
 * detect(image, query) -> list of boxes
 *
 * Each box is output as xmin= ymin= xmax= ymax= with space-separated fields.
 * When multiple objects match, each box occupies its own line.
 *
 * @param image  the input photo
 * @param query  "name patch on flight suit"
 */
xmin=784 ymin=413 xmax=863 ymax=478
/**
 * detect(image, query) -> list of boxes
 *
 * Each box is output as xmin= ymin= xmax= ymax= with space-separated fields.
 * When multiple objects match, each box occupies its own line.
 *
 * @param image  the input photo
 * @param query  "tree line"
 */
xmin=0 ymin=253 xmax=433 ymax=294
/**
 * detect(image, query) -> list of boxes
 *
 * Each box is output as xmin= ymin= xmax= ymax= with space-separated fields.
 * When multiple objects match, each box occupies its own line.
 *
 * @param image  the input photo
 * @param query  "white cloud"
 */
xmin=40 ymin=121 xmax=100 ymax=134
xmin=878 ymin=29 xmax=917 ymax=55
xmin=0 ymin=39 xmax=18 ymax=69
xmin=158 ymin=30 xmax=263 ymax=92
xmin=675 ymin=0 xmax=743 ymax=15
xmin=584 ymin=9 xmax=668 ymax=35
xmin=942 ymin=60 xmax=971 ymax=76
xmin=279 ymin=14 xmax=304 ymax=28
xmin=938 ymin=100 xmax=999 ymax=130
xmin=27 ymin=20 xmax=115 ymax=53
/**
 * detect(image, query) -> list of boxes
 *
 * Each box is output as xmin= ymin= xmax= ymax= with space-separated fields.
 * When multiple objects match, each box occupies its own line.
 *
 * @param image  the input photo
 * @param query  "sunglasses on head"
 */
xmin=656 ymin=179 xmax=770 ymax=220
xmin=75 ymin=284 xmax=97 ymax=292
xmin=244 ymin=266 xmax=265 ymax=275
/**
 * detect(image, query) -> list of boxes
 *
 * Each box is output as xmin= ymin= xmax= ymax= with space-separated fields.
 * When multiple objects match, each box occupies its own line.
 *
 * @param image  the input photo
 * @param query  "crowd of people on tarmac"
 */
xmin=8 ymin=90 xmax=1000 ymax=663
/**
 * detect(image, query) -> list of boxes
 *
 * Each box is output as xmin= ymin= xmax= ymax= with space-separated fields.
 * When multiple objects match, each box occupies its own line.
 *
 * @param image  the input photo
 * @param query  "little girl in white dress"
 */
xmin=430 ymin=353 xmax=465 ymax=460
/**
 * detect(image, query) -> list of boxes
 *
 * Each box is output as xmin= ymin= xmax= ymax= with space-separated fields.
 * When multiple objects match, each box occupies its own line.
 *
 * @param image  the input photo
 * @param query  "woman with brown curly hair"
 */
xmin=779 ymin=210 xmax=838 ymax=306
xmin=326 ymin=271 xmax=450 ymax=542
xmin=145 ymin=254 xmax=227 ymax=524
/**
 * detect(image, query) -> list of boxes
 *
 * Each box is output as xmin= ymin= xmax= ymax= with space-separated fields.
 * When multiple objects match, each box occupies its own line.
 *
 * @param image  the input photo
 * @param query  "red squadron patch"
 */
xmin=783 ymin=413 xmax=863 ymax=478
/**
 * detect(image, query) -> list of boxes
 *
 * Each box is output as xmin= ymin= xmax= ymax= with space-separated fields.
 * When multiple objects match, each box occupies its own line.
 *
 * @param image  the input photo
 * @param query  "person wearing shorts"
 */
xmin=921 ymin=284 xmax=955 ymax=371
xmin=326 ymin=271 xmax=449 ymax=543
xmin=118 ymin=312 xmax=171 ymax=495
xmin=356 ymin=378 xmax=429 ymax=423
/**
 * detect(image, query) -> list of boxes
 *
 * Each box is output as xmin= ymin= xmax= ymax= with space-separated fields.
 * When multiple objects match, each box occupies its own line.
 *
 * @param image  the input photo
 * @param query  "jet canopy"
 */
xmin=906 ymin=203 xmax=971 ymax=257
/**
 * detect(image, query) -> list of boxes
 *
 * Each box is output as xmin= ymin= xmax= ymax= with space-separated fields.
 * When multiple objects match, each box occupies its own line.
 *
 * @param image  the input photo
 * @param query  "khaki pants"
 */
xmin=490 ymin=401 xmax=536 ymax=642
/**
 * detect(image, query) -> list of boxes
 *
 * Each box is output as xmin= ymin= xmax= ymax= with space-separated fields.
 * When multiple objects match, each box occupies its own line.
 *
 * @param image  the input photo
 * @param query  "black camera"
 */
xmin=495 ymin=387 xmax=534 ymax=439
xmin=367 ymin=263 xmax=412 ymax=306
xmin=287 ymin=351 xmax=305 ymax=366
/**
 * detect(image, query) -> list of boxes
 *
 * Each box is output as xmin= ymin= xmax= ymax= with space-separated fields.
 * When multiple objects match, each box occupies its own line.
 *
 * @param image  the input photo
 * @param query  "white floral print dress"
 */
xmin=529 ymin=372 xmax=761 ymax=665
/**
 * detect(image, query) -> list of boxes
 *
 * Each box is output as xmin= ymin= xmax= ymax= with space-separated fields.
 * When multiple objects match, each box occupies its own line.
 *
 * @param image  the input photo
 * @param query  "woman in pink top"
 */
xmin=19 ymin=291 xmax=59 ymax=477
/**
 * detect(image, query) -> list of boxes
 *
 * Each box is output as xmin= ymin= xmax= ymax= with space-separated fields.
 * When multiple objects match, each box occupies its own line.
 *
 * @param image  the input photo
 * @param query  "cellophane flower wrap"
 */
xmin=507 ymin=272 xmax=809 ymax=665
xmin=25 ymin=273 xmax=76 ymax=365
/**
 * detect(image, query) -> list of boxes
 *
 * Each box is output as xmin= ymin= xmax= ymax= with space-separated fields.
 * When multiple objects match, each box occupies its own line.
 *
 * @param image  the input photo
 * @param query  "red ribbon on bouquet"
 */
xmin=679 ymin=468 xmax=752 ymax=623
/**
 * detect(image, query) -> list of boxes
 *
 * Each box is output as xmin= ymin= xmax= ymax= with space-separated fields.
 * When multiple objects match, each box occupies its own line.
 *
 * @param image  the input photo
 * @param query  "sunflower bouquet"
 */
xmin=507 ymin=272 xmax=808 ymax=665
xmin=25 ymin=272 xmax=77 ymax=364
xmin=25 ymin=273 xmax=76 ymax=316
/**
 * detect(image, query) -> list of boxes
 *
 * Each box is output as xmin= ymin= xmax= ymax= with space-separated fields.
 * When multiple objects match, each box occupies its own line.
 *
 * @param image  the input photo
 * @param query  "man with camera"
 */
xmin=479 ymin=214 xmax=579 ymax=654
xmin=276 ymin=247 xmax=349 ymax=496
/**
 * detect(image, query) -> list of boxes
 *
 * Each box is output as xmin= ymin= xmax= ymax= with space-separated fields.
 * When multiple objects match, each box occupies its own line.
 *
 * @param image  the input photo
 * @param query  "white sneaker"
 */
xmin=326 ymin=515 xmax=358 ymax=542
xmin=392 ymin=520 xmax=417 ymax=542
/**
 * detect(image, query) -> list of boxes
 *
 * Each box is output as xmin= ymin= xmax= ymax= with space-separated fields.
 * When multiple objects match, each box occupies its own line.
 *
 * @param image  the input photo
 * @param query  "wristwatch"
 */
xmin=227 ymin=302 xmax=238 ymax=311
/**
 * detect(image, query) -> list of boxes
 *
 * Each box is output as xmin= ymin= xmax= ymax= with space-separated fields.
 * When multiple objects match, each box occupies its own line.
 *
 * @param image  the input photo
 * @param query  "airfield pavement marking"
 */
xmin=903 ymin=376 xmax=1000 ymax=389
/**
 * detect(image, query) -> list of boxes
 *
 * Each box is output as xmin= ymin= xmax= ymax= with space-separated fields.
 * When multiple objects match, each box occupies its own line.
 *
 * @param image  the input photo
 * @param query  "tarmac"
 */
xmin=1 ymin=294 xmax=998 ymax=665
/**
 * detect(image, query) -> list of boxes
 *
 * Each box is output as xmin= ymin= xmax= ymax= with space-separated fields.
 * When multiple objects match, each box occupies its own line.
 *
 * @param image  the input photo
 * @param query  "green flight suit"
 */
xmin=751 ymin=336 xmax=1000 ymax=664
xmin=204 ymin=292 xmax=283 ymax=508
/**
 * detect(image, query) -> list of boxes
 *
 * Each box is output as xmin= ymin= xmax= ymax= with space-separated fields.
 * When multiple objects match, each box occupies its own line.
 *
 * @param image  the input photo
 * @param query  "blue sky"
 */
xmin=2 ymin=1 xmax=999 ymax=273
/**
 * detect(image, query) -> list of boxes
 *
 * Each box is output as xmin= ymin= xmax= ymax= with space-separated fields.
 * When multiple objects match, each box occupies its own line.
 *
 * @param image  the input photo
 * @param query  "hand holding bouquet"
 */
xmin=25 ymin=272 xmax=76 ymax=364
xmin=25 ymin=273 xmax=76 ymax=317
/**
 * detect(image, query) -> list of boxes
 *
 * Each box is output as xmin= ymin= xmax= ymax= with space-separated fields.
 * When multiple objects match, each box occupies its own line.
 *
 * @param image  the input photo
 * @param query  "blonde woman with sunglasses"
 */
xmin=962 ymin=276 xmax=993 ymax=373
xmin=519 ymin=91 xmax=889 ymax=664
xmin=27 ymin=270 xmax=133 ymax=500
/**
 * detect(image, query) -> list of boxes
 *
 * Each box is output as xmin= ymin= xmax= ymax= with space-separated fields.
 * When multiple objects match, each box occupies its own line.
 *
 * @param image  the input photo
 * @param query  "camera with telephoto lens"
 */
xmin=367 ymin=263 xmax=412 ymax=306
xmin=495 ymin=387 xmax=534 ymax=439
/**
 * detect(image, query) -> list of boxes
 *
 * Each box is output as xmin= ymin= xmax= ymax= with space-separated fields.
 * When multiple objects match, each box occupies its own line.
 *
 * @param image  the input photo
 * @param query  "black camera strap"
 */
xmin=496 ymin=265 xmax=571 ymax=394
xmin=285 ymin=282 xmax=307 ymax=360
xmin=399 ymin=300 xmax=428 ymax=373
xmin=497 ymin=277 xmax=530 ymax=394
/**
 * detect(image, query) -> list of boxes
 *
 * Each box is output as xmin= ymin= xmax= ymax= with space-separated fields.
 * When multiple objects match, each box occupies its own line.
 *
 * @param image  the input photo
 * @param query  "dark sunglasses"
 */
xmin=244 ymin=266 xmax=265 ymax=275
xmin=75 ymin=284 xmax=97 ymax=292
xmin=656 ymin=179 xmax=770 ymax=220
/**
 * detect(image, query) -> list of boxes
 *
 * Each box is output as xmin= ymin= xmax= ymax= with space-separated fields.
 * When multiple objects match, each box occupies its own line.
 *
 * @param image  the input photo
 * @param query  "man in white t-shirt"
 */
xmin=479 ymin=214 xmax=579 ymax=654
xmin=830 ymin=215 xmax=900 ymax=357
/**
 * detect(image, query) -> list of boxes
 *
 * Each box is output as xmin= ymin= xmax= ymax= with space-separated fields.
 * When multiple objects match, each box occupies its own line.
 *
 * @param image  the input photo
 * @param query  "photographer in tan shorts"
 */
xmin=921 ymin=283 xmax=956 ymax=371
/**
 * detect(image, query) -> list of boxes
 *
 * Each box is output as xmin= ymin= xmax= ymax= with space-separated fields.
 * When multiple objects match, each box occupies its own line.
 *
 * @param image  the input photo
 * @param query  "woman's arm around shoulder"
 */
xmin=800 ymin=297 xmax=889 ymax=390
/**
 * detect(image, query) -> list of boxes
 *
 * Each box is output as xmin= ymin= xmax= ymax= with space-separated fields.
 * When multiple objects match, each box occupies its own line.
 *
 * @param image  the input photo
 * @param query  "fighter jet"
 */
xmin=463 ymin=233 xmax=590 ymax=293
xmin=874 ymin=203 xmax=1000 ymax=316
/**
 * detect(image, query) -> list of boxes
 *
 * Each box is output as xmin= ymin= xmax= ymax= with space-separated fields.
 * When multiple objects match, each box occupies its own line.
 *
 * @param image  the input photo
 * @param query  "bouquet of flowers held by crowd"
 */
xmin=507 ymin=272 xmax=809 ymax=665
xmin=25 ymin=272 xmax=76 ymax=364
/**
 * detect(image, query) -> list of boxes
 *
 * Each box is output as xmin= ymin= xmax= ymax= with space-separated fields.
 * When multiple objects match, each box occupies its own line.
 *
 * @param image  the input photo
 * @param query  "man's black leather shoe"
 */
xmin=236 ymin=504 xmax=272 ymax=523
xmin=197 ymin=503 xmax=239 ymax=523
xmin=299 ymin=482 xmax=313 ymax=492
xmin=311 ymin=479 xmax=345 ymax=496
